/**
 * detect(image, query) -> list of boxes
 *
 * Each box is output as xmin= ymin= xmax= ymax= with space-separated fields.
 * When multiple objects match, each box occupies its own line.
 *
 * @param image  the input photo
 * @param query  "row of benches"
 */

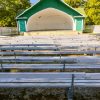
xmin=0 ymin=44 xmax=100 ymax=88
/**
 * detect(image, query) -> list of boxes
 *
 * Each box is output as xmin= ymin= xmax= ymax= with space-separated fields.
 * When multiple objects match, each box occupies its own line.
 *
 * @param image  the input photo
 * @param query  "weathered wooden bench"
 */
xmin=0 ymin=44 xmax=56 ymax=47
xmin=0 ymin=44 xmax=99 ymax=51
xmin=0 ymin=72 xmax=100 ymax=87
xmin=0 ymin=64 xmax=100 ymax=70
xmin=0 ymin=51 xmax=100 ymax=56
xmin=0 ymin=56 xmax=99 ymax=63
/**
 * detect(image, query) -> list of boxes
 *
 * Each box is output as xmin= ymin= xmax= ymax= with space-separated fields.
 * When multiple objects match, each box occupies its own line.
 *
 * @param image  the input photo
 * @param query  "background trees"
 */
xmin=64 ymin=0 xmax=82 ymax=8
xmin=0 ymin=0 xmax=31 ymax=27
xmin=0 ymin=0 xmax=100 ymax=27
xmin=64 ymin=0 xmax=100 ymax=25
xmin=85 ymin=0 xmax=100 ymax=25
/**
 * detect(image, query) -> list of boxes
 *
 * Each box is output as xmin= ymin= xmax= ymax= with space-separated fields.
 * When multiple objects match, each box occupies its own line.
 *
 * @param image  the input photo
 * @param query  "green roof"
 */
xmin=16 ymin=0 xmax=85 ymax=19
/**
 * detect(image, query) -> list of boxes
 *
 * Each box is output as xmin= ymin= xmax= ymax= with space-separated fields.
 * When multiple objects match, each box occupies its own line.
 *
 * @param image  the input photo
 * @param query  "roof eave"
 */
xmin=74 ymin=16 xmax=86 ymax=18
xmin=60 ymin=0 xmax=85 ymax=17
xmin=16 ymin=17 xmax=28 ymax=20
xmin=16 ymin=1 xmax=40 ymax=19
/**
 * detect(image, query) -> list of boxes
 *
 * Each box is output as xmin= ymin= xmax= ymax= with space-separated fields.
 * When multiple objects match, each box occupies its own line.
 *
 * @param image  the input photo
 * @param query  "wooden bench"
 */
xmin=0 ymin=72 xmax=100 ymax=87
xmin=0 ymin=56 xmax=99 ymax=63
xmin=0 ymin=51 xmax=100 ymax=56
xmin=0 ymin=44 xmax=56 ymax=47
xmin=0 ymin=64 xmax=100 ymax=70
xmin=0 ymin=46 xmax=59 ymax=51
xmin=0 ymin=44 xmax=100 ymax=51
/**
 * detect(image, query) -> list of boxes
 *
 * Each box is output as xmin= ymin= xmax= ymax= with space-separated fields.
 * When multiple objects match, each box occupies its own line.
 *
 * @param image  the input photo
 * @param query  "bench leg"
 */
xmin=67 ymin=74 xmax=74 ymax=100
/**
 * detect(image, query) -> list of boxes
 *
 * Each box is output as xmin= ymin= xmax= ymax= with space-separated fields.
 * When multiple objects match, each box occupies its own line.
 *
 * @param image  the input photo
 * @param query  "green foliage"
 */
xmin=64 ymin=0 xmax=100 ymax=25
xmin=85 ymin=0 xmax=100 ymax=25
xmin=0 ymin=0 xmax=31 ymax=27
xmin=64 ymin=0 xmax=82 ymax=8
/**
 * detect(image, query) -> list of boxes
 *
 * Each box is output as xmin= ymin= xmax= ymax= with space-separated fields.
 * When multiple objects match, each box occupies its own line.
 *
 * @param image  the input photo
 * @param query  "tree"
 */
xmin=0 ymin=0 xmax=31 ymax=27
xmin=64 ymin=0 xmax=82 ymax=8
xmin=85 ymin=0 xmax=100 ymax=25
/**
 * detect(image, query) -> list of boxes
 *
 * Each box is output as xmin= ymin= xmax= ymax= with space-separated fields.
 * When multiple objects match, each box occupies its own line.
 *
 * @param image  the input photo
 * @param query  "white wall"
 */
xmin=27 ymin=8 xmax=74 ymax=31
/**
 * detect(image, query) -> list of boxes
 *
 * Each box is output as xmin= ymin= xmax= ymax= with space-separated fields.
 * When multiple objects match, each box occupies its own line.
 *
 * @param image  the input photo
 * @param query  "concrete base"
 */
xmin=24 ymin=30 xmax=78 ymax=36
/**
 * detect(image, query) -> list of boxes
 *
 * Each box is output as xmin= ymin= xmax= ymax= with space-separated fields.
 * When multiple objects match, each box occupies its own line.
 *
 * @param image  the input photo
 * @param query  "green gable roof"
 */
xmin=16 ymin=0 xmax=85 ymax=19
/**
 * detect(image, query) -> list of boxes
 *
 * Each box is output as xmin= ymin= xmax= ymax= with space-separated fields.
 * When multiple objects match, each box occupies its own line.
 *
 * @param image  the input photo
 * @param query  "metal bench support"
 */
xmin=1 ymin=63 xmax=4 ymax=72
xmin=67 ymin=74 xmax=74 ymax=100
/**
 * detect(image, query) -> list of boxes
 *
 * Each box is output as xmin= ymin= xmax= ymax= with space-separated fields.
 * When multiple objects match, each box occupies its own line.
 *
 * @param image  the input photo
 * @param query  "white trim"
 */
xmin=16 ymin=17 xmax=27 ymax=20
xmin=28 ymin=8 xmax=75 ymax=23
xmin=74 ymin=15 xmax=87 ymax=18
xmin=17 ymin=21 xmax=18 ymax=31
xmin=73 ymin=19 xmax=76 ymax=31
xmin=26 ymin=8 xmax=74 ymax=31
xmin=82 ymin=19 xmax=84 ymax=31
xmin=25 ymin=21 xmax=27 ymax=32
xmin=18 ymin=21 xmax=20 ymax=32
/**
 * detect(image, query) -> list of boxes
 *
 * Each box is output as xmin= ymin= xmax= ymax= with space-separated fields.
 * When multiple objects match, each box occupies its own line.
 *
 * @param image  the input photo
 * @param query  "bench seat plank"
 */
xmin=0 ymin=72 xmax=85 ymax=79
xmin=0 ymin=73 xmax=100 ymax=87
xmin=0 ymin=47 xmax=58 ymax=51
xmin=0 ymin=51 xmax=100 ymax=56
xmin=0 ymin=56 xmax=100 ymax=63
xmin=0 ymin=64 xmax=100 ymax=69
xmin=0 ymin=82 xmax=100 ymax=87
xmin=0 ymin=44 xmax=56 ymax=47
